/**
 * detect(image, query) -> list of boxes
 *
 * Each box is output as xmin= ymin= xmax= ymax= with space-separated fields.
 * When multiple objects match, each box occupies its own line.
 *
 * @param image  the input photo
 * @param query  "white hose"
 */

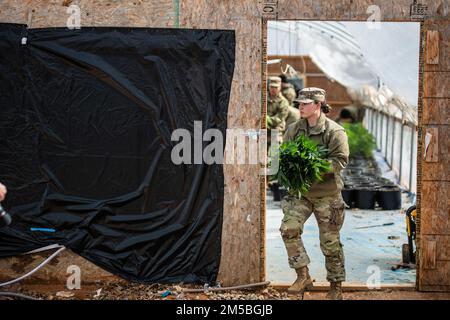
xmin=181 ymin=281 xmax=271 ymax=293
xmin=0 ymin=245 xmax=66 ymax=287
xmin=0 ymin=291 xmax=40 ymax=300
xmin=23 ymin=244 xmax=64 ymax=255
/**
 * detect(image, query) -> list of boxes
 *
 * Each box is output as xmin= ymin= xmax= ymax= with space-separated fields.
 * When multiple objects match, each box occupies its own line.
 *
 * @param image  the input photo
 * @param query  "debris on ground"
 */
xmin=355 ymin=222 xmax=394 ymax=229
xmin=55 ymin=291 xmax=75 ymax=298
xmin=161 ymin=290 xmax=172 ymax=298
xmin=93 ymin=288 xmax=102 ymax=298
xmin=2 ymin=281 xmax=450 ymax=300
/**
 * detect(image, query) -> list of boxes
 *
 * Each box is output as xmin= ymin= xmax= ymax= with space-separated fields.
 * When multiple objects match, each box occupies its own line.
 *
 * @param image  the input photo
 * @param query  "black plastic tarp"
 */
xmin=0 ymin=23 xmax=235 ymax=284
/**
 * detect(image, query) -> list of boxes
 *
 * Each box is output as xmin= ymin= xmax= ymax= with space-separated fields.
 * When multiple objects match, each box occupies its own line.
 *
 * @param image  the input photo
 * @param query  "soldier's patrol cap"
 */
xmin=269 ymin=76 xmax=282 ymax=87
xmin=295 ymin=87 xmax=326 ymax=103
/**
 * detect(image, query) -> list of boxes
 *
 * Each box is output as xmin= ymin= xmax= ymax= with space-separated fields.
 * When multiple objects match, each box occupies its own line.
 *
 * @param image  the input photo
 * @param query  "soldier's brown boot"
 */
xmin=288 ymin=266 xmax=313 ymax=293
xmin=326 ymin=282 xmax=343 ymax=300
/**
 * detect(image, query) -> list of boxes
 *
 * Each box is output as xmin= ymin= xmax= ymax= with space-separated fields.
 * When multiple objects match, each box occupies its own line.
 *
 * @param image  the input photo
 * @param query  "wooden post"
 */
xmin=260 ymin=17 xmax=268 ymax=283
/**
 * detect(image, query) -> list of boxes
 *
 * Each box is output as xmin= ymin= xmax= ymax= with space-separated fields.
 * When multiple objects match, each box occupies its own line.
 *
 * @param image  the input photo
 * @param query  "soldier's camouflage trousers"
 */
xmin=280 ymin=192 xmax=346 ymax=282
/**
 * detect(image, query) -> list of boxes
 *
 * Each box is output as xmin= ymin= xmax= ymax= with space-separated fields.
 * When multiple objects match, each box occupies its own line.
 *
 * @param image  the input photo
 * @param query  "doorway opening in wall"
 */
xmin=264 ymin=20 xmax=420 ymax=287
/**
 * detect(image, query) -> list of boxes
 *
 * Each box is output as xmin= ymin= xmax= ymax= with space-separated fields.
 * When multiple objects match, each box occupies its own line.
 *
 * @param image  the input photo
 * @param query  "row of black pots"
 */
xmin=342 ymin=186 xmax=401 ymax=210
xmin=271 ymin=183 xmax=289 ymax=201
xmin=343 ymin=174 xmax=391 ymax=185
xmin=344 ymin=174 xmax=397 ymax=189
xmin=272 ymin=186 xmax=401 ymax=210
xmin=341 ymin=156 xmax=402 ymax=210
xmin=345 ymin=157 xmax=378 ymax=169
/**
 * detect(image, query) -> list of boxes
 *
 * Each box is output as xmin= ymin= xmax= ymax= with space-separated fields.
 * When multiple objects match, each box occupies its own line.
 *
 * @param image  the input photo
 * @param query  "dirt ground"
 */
xmin=2 ymin=281 xmax=450 ymax=300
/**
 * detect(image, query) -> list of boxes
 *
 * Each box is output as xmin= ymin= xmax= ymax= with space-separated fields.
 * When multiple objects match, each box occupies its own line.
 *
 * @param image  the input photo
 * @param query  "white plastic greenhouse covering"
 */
xmin=268 ymin=21 xmax=420 ymax=192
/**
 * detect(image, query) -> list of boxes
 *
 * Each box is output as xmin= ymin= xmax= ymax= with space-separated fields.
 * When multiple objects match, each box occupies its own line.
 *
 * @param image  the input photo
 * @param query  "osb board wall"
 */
xmin=0 ymin=249 xmax=116 ymax=285
xmin=181 ymin=1 xmax=264 ymax=287
xmin=0 ymin=0 xmax=176 ymax=27
xmin=419 ymin=18 xmax=450 ymax=292
xmin=0 ymin=0 xmax=449 ymax=290
xmin=0 ymin=0 xmax=263 ymax=287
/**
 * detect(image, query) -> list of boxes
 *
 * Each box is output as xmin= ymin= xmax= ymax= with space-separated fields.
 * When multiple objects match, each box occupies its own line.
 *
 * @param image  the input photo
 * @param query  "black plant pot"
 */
xmin=341 ymin=189 xmax=355 ymax=208
xmin=271 ymin=183 xmax=281 ymax=201
xmin=279 ymin=187 xmax=288 ymax=200
xmin=354 ymin=189 xmax=377 ymax=209
xmin=377 ymin=187 xmax=402 ymax=210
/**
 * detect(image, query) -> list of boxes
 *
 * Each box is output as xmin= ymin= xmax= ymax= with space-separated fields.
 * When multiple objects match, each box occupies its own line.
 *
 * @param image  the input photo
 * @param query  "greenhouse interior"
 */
xmin=266 ymin=21 xmax=420 ymax=285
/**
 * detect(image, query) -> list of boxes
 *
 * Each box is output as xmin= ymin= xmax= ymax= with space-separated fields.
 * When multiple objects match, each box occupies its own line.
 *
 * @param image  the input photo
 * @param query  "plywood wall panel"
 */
xmin=181 ymin=1 xmax=263 ymax=286
xmin=426 ymin=30 xmax=440 ymax=64
xmin=419 ymin=234 xmax=450 ymax=286
xmin=421 ymin=237 xmax=437 ymax=269
xmin=421 ymin=182 xmax=450 ymax=211
xmin=424 ymin=20 xmax=450 ymax=72
xmin=420 ymin=8 xmax=450 ymax=292
xmin=420 ymin=261 xmax=450 ymax=286
xmin=437 ymin=237 xmax=450 ymax=260
xmin=0 ymin=0 xmax=176 ymax=28
xmin=423 ymin=99 xmax=450 ymax=125
xmin=421 ymin=207 xmax=450 ymax=235
xmin=277 ymin=0 xmax=448 ymax=21
xmin=423 ymin=72 xmax=450 ymax=98
xmin=420 ymin=182 xmax=450 ymax=235
xmin=0 ymin=249 xmax=117 ymax=285
xmin=422 ymin=126 xmax=450 ymax=180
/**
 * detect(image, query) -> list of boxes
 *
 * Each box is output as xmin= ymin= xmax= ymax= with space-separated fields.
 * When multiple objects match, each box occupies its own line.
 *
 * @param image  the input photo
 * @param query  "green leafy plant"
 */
xmin=342 ymin=122 xmax=376 ymax=159
xmin=277 ymin=135 xmax=331 ymax=196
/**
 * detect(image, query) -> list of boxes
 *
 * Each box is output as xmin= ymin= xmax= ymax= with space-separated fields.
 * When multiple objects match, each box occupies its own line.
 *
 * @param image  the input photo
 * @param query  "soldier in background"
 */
xmin=336 ymin=106 xmax=358 ymax=124
xmin=267 ymin=76 xmax=289 ymax=140
xmin=281 ymin=82 xmax=300 ymax=128
xmin=267 ymin=76 xmax=289 ymax=201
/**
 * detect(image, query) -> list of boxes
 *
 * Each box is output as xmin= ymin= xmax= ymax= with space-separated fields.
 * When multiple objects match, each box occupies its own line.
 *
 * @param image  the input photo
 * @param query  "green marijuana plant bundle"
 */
xmin=342 ymin=122 xmax=376 ymax=159
xmin=277 ymin=135 xmax=331 ymax=196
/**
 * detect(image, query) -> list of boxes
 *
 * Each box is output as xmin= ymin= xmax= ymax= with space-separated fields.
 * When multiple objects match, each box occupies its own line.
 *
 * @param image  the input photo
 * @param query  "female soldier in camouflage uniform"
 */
xmin=280 ymin=87 xmax=349 ymax=300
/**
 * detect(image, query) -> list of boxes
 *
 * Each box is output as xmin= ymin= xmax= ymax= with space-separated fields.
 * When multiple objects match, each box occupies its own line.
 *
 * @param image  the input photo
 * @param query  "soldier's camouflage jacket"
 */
xmin=283 ymin=112 xmax=349 ymax=198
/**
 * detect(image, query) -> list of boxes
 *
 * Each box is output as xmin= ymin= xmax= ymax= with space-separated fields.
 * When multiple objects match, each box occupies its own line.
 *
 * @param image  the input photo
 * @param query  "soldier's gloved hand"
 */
xmin=266 ymin=115 xmax=273 ymax=128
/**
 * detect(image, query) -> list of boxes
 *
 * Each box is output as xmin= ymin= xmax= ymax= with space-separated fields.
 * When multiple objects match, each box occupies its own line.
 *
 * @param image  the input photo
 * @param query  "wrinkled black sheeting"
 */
xmin=0 ymin=24 xmax=235 ymax=284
